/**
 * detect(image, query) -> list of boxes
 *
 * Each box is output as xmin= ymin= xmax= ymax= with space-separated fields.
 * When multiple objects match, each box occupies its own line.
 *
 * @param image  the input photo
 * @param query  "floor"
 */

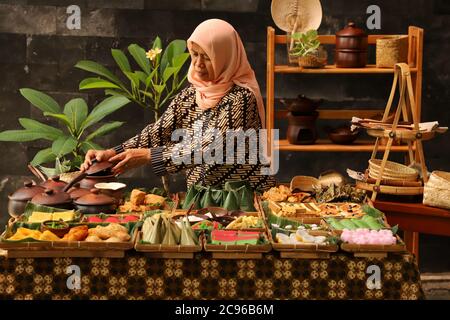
xmin=421 ymin=273 xmax=450 ymax=300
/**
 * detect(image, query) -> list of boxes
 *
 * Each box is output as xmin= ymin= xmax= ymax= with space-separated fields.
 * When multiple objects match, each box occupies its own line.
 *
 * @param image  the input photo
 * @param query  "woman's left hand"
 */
xmin=109 ymin=148 xmax=151 ymax=175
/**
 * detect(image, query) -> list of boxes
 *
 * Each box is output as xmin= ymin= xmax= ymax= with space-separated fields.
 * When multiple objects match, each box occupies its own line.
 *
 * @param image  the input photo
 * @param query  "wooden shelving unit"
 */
xmin=266 ymin=26 xmax=424 ymax=154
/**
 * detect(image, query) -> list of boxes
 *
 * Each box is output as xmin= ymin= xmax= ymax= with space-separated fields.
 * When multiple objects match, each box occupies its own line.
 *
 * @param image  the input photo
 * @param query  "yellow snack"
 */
xmin=144 ymin=194 xmax=166 ymax=206
xmin=8 ymin=228 xmax=42 ymax=241
xmin=130 ymin=189 xmax=146 ymax=206
xmin=39 ymin=230 xmax=61 ymax=241
xmin=28 ymin=212 xmax=52 ymax=223
xmin=52 ymin=211 xmax=75 ymax=222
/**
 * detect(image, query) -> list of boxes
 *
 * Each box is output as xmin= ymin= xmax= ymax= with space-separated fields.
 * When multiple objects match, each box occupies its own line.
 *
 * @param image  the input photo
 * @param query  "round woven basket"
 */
xmin=290 ymin=175 xmax=320 ymax=192
xmin=369 ymin=159 xmax=418 ymax=175
xmin=368 ymin=159 xmax=419 ymax=181
xmin=368 ymin=169 xmax=418 ymax=182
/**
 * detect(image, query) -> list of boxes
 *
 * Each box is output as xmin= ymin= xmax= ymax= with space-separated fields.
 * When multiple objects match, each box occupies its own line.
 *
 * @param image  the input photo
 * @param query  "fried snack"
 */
xmin=113 ymin=231 xmax=131 ymax=241
xmin=62 ymin=225 xmax=89 ymax=241
xmin=88 ymin=226 xmax=113 ymax=240
xmin=318 ymin=203 xmax=340 ymax=217
xmin=144 ymin=194 xmax=166 ymax=206
xmin=105 ymin=237 xmax=122 ymax=242
xmin=119 ymin=202 xmax=141 ymax=212
xmin=39 ymin=230 xmax=61 ymax=241
xmin=105 ymin=223 xmax=128 ymax=233
xmin=263 ymin=187 xmax=288 ymax=202
xmin=130 ymin=189 xmax=146 ymax=206
xmin=339 ymin=203 xmax=363 ymax=217
xmin=8 ymin=227 xmax=42 ymax=241
xmin=28 ymin=212 xmax=52 ymax=223
xmin=85 ymin=235 xmax=102 ymax=242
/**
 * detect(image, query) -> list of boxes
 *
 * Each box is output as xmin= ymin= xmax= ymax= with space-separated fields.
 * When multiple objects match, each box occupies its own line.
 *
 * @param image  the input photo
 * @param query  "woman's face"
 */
xmin=190 ymin=42 xmax=214 ymax=82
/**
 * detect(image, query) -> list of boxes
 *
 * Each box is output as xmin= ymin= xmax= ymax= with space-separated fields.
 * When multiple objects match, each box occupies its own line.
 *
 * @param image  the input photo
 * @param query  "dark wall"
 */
xmin=0 ymin=0 xmax=448 ymax=272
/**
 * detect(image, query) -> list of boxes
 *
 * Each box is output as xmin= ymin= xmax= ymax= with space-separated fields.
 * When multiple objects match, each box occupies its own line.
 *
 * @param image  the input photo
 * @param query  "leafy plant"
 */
xmin=75 ymin=37 xmax=190 ymax=122
xmin=289 ymin=29 xmax=321 ymax=57
xmin=0 ymin=88 xmax=130 ymax=175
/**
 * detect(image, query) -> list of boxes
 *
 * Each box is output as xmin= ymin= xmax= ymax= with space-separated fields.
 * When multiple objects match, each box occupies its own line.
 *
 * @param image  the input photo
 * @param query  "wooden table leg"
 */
xmin=404 ymin=231 xmax=420 ymax=263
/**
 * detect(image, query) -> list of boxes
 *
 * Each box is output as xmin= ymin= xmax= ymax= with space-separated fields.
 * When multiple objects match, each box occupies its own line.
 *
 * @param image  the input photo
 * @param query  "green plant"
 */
xmin=75 ymin=36 xmax=190 ymax=122
xmin=0 ymin=88 xmax=130 ymax=175
xmin=289 ymin=29 xmax=321 ymax=57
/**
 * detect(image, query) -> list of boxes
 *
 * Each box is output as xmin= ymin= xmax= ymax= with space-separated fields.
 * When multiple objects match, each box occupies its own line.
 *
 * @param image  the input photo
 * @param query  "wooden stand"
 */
xmin=367 ymin=63 xmax=429 ymax=201
xmin=266 ymin=26 xmax=424 ymax=155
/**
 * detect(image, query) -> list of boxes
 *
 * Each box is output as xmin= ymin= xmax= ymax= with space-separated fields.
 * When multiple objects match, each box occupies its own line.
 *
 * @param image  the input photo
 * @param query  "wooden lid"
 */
xmin=336 ymin=22 xmax=367 ymax=37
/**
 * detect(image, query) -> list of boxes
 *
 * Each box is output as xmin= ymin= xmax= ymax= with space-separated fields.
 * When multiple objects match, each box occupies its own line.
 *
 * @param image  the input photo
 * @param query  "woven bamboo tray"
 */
xmin=0 ymin=227 xmax=138 ymax=258
xmin=134 ymin=231 xmax=202 ymax=259
xmin=340 ymin=235 xmax=406 ymax=258
xmin=202 ymin=233 xmax=272 ymax=260
xmin=269 ymin=230 xmax=338 ymax=259
xmin=356 ymin=181 xmax=423 ymax=196
xmin=321 ymin=216 xmax=391 ymax=237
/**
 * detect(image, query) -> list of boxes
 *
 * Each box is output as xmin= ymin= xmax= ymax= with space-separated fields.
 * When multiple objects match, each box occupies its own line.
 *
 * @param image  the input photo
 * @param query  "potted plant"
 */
xmin=0 ymin=89 xmax=130 ymax=176
xmin=288 ymin=29 xmax=327 ymax=68
xmin=75 ymin=37 xmax=191 ymax=193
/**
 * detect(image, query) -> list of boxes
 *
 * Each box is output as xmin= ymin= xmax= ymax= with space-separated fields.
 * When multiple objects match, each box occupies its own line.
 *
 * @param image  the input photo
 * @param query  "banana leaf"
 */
xmin=145 ymin=214 xmax=163 ymax=244
xmin=161 ymin=218 xmax=177 ymax=245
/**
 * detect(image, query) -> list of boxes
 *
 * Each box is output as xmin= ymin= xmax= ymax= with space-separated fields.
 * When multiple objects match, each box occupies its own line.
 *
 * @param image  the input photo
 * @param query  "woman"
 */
xmin=81 ymin=19 xmax=275 ymax=191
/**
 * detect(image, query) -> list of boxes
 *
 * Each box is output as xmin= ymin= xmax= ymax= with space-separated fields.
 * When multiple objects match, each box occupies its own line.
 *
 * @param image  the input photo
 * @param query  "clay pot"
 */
xmin=335 ymin=22 xmax=368 ymax=68
xmin=40 ymin=176 xmax=68 ymax=192
xmin=74 ymin=189 xmax=117 ymax=215
xmin=287 ymin=111 xmax=319 ymax=145
xmin=79 ymin=175 xmax=118 ymax=190
xmin=67 ymin=183 xmax=92 ymax=201
xmin=31 ymin=188 xmax=73 ymax=209
xmin=8 ymin=181 xmax=45 ymax=218
xmin=280 ymin=95 xmax=323 ymax=114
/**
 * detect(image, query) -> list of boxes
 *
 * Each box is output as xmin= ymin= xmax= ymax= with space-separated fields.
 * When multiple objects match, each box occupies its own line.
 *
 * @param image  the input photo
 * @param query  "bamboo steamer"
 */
xmin=423 ymin=171 xmax=450 ymax=210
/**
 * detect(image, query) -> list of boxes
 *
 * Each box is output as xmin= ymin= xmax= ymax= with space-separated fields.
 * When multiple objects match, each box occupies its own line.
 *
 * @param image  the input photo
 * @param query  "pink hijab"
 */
xmin=187 ymin=19 xmax=266 ymax=127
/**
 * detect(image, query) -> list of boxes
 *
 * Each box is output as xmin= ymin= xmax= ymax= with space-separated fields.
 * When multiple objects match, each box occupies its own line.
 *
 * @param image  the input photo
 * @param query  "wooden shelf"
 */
xmin=274 ymin=64 xmax=418 ymax=74
xmin=276 ymin=139 xmax=412 ymax=152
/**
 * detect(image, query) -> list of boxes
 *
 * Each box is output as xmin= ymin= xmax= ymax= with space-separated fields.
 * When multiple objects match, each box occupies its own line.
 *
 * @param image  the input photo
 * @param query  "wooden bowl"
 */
xmin=327 ymin=126 xmax=360 ymax=144
xmin=40 ymin=220 xmax=70 ymax=238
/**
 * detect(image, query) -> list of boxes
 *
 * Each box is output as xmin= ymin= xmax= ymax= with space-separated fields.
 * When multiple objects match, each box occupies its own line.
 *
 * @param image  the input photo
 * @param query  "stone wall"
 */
xmin=0 ymin=0 xmax=449 ymax=271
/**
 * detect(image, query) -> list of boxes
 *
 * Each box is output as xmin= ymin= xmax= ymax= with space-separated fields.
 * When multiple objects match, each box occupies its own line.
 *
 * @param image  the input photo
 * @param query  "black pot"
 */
xmin=74 ymin=189 xmax=117 ymax=214
xmin=8 ymin=181 xmax=45 ymax=218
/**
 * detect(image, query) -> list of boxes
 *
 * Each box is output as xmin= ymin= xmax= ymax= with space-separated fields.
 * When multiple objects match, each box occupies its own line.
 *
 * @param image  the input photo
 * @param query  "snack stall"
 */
xmin=0 ymin=173 xmax=424 ymax=300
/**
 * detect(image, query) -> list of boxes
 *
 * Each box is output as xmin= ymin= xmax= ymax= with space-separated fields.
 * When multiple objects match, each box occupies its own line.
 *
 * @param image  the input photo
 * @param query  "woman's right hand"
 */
xmin=80 ymin=149 xmax=116 ymax=172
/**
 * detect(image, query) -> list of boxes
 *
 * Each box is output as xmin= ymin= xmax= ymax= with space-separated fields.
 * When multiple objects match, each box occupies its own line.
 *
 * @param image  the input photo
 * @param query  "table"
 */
xmin=374 ymin=201 xmax=450 ymax=262
xmin=0 ymin=252 xmax=424 ymax=300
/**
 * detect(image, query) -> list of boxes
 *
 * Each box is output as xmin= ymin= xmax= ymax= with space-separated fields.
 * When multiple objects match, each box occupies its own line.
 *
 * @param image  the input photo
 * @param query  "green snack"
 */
xmin=223 ymin=191 xmax=239 ymax=211
xmin=162 ymin=218 xmax=177 ymax=245
xmin=340 ymin=219 xmax=357 ymax=230
xmin=361 ymin=216 xmax=383 ymax=230
xmin=351 ymin=219 xmax=369 ymax=229
xmin=239 ymin=186 xmax=256 ymax=212
xmin=328 ymin=218 xmax=345 ymax=230
xmin=147 ymin=214 xmax=162 ymax=244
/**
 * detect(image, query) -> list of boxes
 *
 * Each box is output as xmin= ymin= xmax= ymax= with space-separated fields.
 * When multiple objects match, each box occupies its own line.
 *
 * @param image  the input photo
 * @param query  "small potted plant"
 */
xmin=288 ymin=30 xmax=327 ymax=68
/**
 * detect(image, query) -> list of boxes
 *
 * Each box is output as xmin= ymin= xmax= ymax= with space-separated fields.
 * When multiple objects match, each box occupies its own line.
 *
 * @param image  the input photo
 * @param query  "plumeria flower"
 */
xmin=146 ymin=48 xmax=162 ymax=61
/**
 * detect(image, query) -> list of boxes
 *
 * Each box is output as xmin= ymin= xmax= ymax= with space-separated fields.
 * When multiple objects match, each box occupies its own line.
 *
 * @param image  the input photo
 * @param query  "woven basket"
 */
xmin=369 ymin=159 xmax=418 ymax=175
xmin=376 ymin=36 xmax=409 ymax=68
xmin=298 ymin=55 xmax=326 ymax=68
xmin=423 ymin=171 xmax=450 ymax=209
xmin=368 ymin=159 xmax=419 ymax=181
xmin=290 ymin=176 xmax=320 ymax=192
